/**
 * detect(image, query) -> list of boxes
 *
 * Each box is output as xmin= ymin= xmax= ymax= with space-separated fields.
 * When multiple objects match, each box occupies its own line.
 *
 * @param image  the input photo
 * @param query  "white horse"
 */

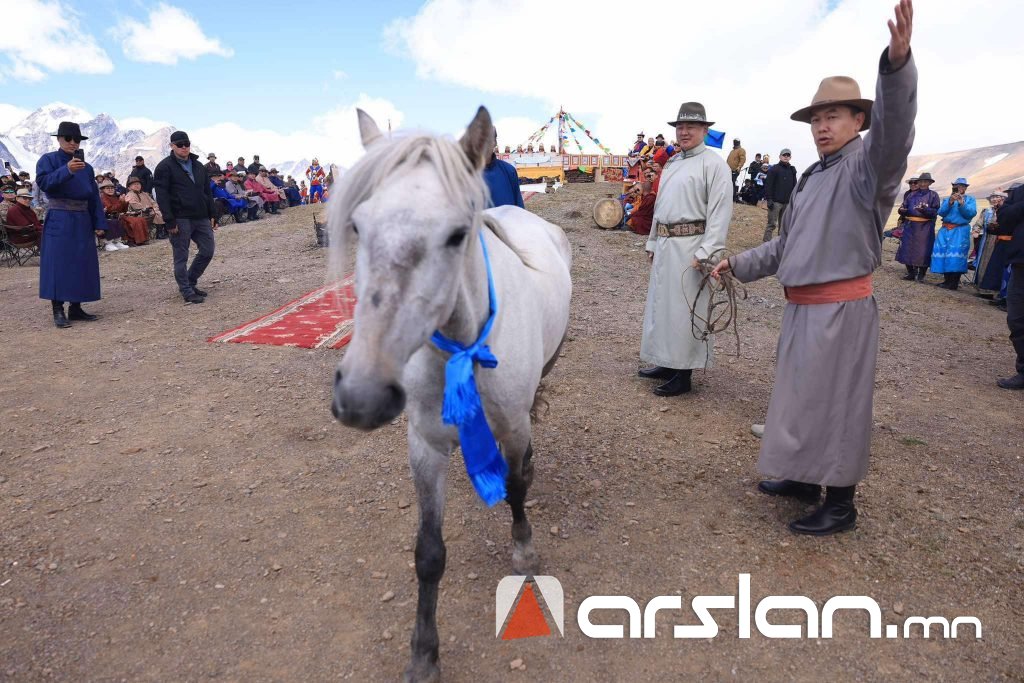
xmin=329 ymin=107 xmax=572 ymax=682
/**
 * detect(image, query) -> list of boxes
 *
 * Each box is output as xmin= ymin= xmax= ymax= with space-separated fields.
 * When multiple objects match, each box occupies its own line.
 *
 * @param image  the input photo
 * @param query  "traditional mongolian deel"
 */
xmin=931 ymin=192 xmax=977 ymax=274
xmin=974 ymin=204 xmax=1012 ymax=291
xmin=729 ymin=51 xmax=918 ymax=487
xmin=35 ymin=149 xmax=105 ymax=303
xmin=641 ymin=143 xmax=733 ymax=369
xmin=895 ymin=185 xmax=939 ymax=267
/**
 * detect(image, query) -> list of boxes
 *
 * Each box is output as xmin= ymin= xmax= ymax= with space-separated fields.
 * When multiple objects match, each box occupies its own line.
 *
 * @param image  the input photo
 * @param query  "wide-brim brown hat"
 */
xmin=917 ymin=172 xmax=934 ymax=183
xmin=790 ymin=76 xmax=874 ymax=131
xmin=667 ymin=101 xmax=714 ymax=127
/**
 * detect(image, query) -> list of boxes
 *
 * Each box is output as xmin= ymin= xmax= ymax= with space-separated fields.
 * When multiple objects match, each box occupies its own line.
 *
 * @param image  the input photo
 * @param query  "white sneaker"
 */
xmin=751 ymin=424 xmax=765 ymax=438
xmin=104 ymin=242 xmax=119 ymax=252
xmin=115 ymin=241 xmax=130 ymax=250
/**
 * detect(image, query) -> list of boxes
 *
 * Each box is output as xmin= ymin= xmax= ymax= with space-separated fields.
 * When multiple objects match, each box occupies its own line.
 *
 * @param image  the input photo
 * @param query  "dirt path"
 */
xmin=1 ymin=189 xmax=1021 ymax=681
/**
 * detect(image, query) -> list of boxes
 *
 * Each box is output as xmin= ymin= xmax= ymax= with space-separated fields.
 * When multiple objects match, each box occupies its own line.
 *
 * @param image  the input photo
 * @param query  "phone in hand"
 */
xmin=73 ymin=149 xmax=85 ymax=162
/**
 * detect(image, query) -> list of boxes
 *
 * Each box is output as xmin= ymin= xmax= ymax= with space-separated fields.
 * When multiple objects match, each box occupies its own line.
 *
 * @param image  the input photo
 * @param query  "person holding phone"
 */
xmin=35 ymin=121 xmax=106 ymax=328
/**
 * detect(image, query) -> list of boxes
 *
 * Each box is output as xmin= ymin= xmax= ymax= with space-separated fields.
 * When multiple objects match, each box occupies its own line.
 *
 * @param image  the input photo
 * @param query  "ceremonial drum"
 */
xmin=593 ymin=198 xmax=624 ymax=229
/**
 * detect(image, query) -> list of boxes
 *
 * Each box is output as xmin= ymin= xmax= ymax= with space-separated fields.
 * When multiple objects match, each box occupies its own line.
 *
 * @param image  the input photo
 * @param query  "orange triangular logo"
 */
xmin=501 ymin=583 xmax=551 ymax=640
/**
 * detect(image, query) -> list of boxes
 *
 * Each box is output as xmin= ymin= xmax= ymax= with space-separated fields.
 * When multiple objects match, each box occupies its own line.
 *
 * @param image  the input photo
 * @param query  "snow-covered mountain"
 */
xmin=2 ymin=102 xmax=328 ymax=183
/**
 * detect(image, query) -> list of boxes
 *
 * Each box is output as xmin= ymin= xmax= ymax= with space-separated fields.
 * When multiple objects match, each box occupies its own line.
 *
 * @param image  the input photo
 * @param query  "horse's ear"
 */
xmin=357 ymin=108 xmax=383 ymax=148
xmin=459 ymin=106 xmax=494 ymax=171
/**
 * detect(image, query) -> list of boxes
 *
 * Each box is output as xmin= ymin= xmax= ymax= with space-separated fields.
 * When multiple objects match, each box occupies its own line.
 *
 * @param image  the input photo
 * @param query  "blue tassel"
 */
xmin=431 ymin=233 xmax=507 ymax=506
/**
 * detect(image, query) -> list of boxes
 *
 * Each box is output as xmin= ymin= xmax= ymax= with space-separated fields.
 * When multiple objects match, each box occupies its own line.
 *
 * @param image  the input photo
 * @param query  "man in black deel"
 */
xmin=762 ymin=148 xmax=797 ymax=241
xmin=996 ymin=183 xmax=1024 ymax=389
xmin=154 ymin=130 xmax=216 ymax=304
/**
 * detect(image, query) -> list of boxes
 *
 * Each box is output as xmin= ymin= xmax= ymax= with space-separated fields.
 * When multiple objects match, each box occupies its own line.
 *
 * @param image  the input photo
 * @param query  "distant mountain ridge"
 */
xmin=904 ymin=141 xmax=1024 ymax=197
xmin=0 ymin=102 xmax=316 ymax=184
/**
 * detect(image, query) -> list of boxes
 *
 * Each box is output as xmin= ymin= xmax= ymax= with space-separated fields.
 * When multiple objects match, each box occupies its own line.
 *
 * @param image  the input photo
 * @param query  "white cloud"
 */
xmin=0 ymin=104 xmax=31 ymax=132
xmin=192 ymin=94 xmax=404 ymax=170
xmin=333 ymin=70 xmax=349 ymax=80
xmin=118 ymin=117 xmax=172 ymax=134
xmin=387 ymin=0 xmax=1024 ymax=168
xmin=0 ymin=0 xmax=113 ymax=81
xmin=115 ymin=3 xmax=233 ymax=65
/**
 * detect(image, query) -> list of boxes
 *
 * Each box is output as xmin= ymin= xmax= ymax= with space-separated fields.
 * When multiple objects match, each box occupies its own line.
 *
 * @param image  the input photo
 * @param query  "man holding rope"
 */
xmin=638 ymin=102 xmax=733 ymax=396
xmin=710 ymin=0 xmax=916 ymax=535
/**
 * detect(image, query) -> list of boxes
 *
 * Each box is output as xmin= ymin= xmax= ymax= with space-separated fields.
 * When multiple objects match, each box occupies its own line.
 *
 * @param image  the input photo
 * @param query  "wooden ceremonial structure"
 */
xmin=498 ymin=108 xmax=628 ymax=184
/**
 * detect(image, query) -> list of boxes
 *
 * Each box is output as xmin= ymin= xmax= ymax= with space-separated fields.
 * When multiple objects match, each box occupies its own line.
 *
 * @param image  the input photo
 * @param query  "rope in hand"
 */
xmin=683 ymin=248 xmax=747 ymax=357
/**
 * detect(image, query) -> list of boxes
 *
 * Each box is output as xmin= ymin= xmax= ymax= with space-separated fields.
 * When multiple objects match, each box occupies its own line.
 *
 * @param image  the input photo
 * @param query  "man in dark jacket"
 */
xmin=996 ymin=183 xmax=1024 ymax=389
xmin=762 ymin=148 xmax=798 ymax=241
xmin=131 ymin=156 xmax=153 ymax=194
xmin=153 ymin=130 xmax=216 ymax=304
xmin=247 ymin=155 xmax=263 ymax=175
xmin=747 ymin=153 xmax=762 ymax=186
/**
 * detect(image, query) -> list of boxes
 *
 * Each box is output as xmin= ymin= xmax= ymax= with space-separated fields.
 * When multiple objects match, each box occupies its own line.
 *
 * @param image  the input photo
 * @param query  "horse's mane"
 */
xmin=328 ymin=133 xmax=540 ymax=276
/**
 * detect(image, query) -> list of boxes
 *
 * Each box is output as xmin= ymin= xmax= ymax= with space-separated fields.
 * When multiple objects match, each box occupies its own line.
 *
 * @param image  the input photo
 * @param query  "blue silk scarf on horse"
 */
xmin=430 ymin=232 xmax=507 ymax=506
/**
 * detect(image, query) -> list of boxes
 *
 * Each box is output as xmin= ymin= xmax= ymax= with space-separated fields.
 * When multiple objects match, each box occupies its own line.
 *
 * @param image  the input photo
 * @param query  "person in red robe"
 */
xmin=626 ymin=182 xmax=656 ymax=235
xmin=6 ymin=188 xmax=43 ymax=232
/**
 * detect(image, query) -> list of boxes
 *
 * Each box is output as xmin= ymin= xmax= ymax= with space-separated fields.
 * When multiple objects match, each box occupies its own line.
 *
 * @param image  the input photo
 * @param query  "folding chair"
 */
xmin=0 ymin=222 xmax=41 ymax=266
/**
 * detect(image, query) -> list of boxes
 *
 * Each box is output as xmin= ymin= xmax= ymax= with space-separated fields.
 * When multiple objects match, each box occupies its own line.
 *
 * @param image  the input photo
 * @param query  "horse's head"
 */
xmin=330 ymin=106 xmax=494 ymax=430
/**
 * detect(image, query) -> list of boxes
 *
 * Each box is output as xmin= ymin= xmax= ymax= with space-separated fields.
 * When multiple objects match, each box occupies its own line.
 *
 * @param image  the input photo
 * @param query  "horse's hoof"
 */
xmin=512 ymin=546 xmax=540 ymax=576
xmin=403 ymin=660 xmax=441 ymax=683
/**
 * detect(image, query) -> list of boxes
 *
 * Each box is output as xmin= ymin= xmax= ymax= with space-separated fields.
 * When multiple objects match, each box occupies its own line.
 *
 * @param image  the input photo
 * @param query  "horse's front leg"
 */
xmin=405 ymin=427 xmax=449 ymax=683
xmin=504 ymin=426 xmax=539 ymax=575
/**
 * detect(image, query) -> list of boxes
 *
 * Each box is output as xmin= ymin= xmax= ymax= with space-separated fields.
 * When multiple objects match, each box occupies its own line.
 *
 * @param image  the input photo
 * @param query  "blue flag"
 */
xmin=704 ymin=129 xmax=726 ymax=149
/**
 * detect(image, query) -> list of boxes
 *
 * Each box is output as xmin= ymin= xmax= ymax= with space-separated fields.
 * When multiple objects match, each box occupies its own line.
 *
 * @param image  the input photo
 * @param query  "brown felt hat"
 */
xmin=790 ymin=76 xmax=874 ymax=131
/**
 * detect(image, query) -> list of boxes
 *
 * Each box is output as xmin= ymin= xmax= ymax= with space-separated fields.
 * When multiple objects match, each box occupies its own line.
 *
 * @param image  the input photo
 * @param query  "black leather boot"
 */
xmin=638 ymin=365 xmax=675 ymax=380
xmin=653 ymin=369 xmax=692 ymax=396
xmin=788 ymin=485 xmax=857 ymax=536
xmin=915 ymin=266 xmax=928 ymax=282
xmin=52 ymin=300 xmax=71 ymax=328
xmin=757 ymin=479 xmax=821 ymax=504
xmin=902 ymin=265 xmax=916 ymax=281
xmin=68 ymin=303 xmax=98 ymax=321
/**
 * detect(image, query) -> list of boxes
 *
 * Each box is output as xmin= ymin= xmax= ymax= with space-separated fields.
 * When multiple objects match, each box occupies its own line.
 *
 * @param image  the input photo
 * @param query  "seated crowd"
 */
xmin=1 ymin=150 xmax=333 ymax=257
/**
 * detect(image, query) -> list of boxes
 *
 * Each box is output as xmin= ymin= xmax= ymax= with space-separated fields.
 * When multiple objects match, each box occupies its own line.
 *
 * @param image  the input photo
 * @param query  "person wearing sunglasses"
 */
xmin=34 ymin=121 xmax=107 ymax=328
xmin=153 ymin=130 xmax=216 ymax=305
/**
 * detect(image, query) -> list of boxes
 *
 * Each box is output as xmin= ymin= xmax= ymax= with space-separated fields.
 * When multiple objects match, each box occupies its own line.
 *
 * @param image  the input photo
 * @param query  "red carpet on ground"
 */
xmin=208 ymin=276 xmax=356 ymax=349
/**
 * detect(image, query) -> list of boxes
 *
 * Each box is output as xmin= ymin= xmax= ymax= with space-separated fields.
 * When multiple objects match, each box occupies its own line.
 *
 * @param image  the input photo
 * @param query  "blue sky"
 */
xmin=2 ymin=1 xmax=544 ymax=138
xmin=3 ymin=0 xmax=1022 ymax=169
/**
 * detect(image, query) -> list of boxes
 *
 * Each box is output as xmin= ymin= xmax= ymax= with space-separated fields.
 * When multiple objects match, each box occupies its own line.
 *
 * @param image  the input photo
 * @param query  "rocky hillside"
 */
xmin=904 ymin=140 xmax=1024 ymax=196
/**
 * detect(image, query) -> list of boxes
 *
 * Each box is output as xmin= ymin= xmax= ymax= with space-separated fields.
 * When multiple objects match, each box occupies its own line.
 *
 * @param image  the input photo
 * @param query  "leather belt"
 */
xmin=48 ymin=198 xmax=89 ymax=212
xmin=655 ymin=221 xmax=706 ymax=238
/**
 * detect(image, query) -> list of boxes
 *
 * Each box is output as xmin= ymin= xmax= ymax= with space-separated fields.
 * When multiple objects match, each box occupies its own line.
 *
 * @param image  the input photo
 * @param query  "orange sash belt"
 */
xmin=784 ymin=274 xmax=873 ymax=305
xmin=942 ymin=222 xmax=968 ymax=230
xmin=906 ymin=216 xmax=931 ymax=222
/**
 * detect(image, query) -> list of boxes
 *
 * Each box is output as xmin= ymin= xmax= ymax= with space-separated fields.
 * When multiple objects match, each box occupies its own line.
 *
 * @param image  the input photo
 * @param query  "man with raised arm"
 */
xmin=711 ymin=0 xmax=917 ymax=535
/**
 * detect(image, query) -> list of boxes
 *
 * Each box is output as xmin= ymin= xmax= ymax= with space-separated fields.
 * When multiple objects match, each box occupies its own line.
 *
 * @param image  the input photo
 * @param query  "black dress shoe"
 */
xmin=789 ymin=486 xmax=857 ymax=536
xmin=67 ymin=305 xmax=98 ymax=321
xmin=996 ymin=373 xmax=1024 ymax=390
xmin=638 ymin=365 xmax=675 ymax=380
xmin=757 ymin=479 xmax=821 ymax=504
xmin=184 ymin=293 xmax=205 ymax=304
xmin=653 ymin=370 xmax=692 ymax=396
xmin=53 ymin=310 xmax=71 ymax=328
xmin=192 ymin=286 xmax=208 ymax=297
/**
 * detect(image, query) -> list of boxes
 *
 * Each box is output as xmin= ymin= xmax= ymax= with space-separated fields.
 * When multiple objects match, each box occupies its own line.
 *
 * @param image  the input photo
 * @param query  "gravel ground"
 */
xmin=1 ymin=188 xmax=1021 ymax=682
